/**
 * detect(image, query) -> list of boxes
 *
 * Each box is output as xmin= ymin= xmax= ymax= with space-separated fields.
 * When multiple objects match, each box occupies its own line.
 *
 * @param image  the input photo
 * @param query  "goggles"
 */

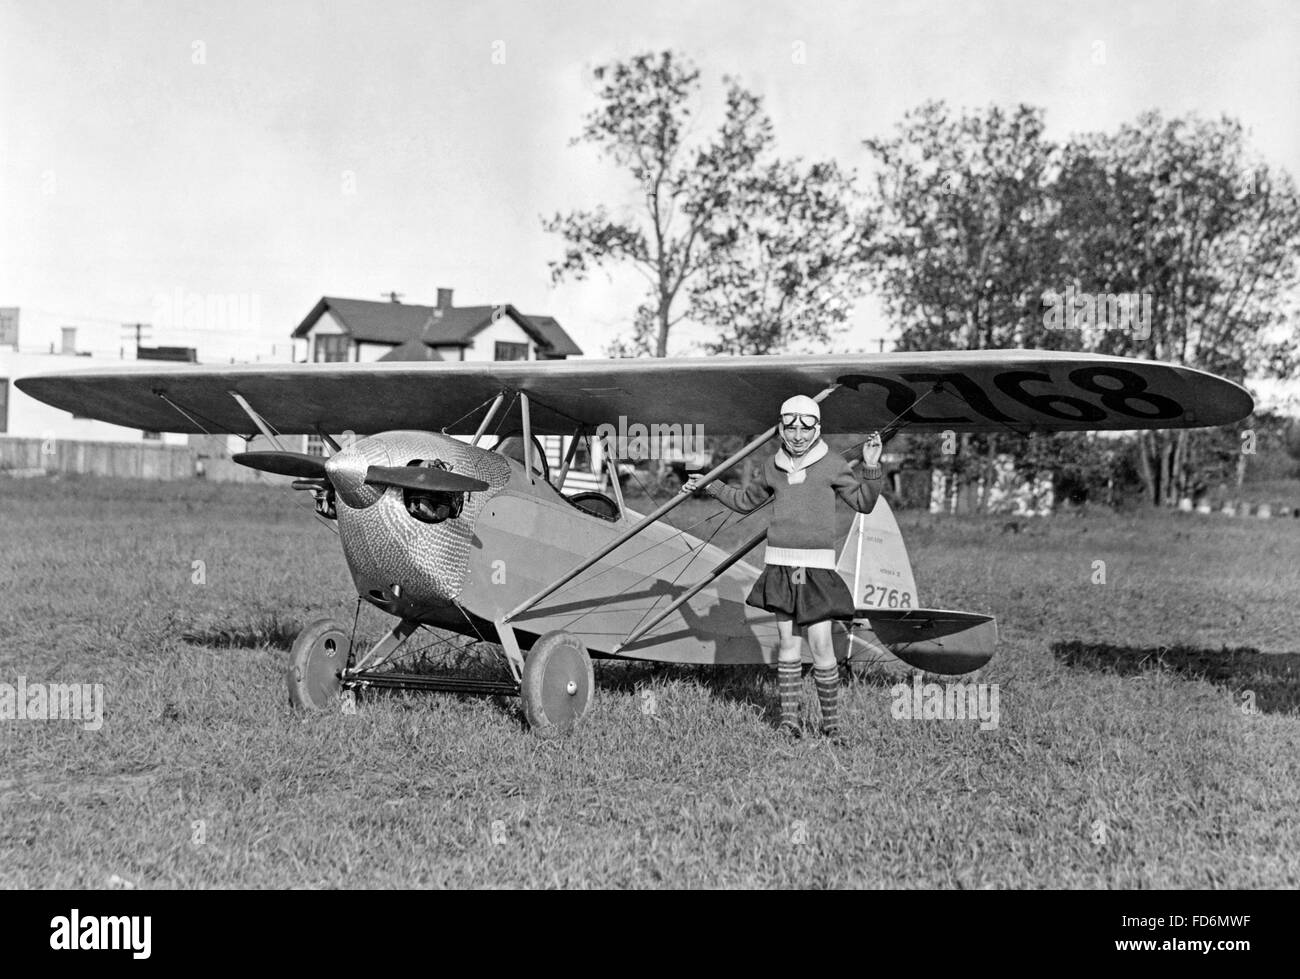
xmin=780 ymin=413 xmax=819 ymax=431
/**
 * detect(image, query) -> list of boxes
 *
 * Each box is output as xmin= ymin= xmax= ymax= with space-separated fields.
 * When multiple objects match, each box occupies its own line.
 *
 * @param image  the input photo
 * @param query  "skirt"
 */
xmin=746 ymin=565 xmax=855 ymax=626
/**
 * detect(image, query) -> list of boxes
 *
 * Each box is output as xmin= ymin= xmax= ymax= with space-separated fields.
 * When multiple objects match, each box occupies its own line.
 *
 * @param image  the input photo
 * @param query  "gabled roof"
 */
xmin=378 ymin=338 xmax=445 ymax=362
xmin=523 ymin=314 xmax=584 ymax=357
xmin=292 ymin=297 xmax=582 ymax=356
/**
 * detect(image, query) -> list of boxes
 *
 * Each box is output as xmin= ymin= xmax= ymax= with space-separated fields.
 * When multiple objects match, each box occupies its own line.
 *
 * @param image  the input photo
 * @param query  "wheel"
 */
xmin=521 ymin=631 xmax=594 ymax=737
xmin=287 ymin=618 xmax=351 ymax=710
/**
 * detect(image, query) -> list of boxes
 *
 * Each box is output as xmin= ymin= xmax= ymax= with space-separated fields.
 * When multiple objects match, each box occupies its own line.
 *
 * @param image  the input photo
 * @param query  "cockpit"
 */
xmin=489 ymin=430 xmax=623 ymax=522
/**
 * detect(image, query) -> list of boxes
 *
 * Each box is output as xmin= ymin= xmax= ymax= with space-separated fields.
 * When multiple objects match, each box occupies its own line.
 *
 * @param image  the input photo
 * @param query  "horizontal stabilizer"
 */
xmin=853 ymin=607 xmax=997 ymax=676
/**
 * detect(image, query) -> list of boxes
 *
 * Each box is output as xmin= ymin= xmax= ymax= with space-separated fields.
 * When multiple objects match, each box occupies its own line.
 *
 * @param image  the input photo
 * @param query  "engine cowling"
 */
xmin=327 ymin=431 xmax=511 ymax=615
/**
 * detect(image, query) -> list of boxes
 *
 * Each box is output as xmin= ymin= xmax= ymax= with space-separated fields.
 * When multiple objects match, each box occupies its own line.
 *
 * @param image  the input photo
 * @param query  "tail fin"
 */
xmin=836 ymin=496 xmax=918 ymax=610
xmin=835 ymin=499 xmax=998 ymax=675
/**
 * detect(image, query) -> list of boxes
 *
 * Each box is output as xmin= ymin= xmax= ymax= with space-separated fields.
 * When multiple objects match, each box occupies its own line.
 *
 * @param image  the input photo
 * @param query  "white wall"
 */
xmin=2 ymin=350 xmax=153 ymax=442
xmin=357 ymin=341 xmax=390 ymax=362
xmin=462 ymin=312 xmax=535 ymax=362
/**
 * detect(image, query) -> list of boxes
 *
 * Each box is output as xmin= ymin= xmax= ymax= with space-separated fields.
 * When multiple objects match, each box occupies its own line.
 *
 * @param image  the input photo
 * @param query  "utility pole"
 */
xmin=121 ymin=323 xmax=151 ymax=359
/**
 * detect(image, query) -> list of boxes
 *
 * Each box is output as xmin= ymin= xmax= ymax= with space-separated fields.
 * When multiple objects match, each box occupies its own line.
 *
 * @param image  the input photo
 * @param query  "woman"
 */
xmin=684 ymin=396 xmax=884 ymax=740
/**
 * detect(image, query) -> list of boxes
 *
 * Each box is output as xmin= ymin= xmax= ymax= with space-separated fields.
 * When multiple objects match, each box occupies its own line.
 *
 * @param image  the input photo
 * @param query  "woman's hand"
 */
xmin=862 ymin=432 xmax=883 ymax=468
xmin=682 ymin=473 xmax=711 ymax=496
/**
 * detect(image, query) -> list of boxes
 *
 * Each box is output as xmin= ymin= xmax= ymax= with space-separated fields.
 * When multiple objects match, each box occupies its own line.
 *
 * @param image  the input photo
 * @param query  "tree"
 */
xmin=863 ymin=102 xmax=1064 ymax=507
xmin=863 ymin=101 xmax=1063 ymax=353
xmin=545 ymin=51 xmax=872 ymax=358
xmin=864 ymin=102 xmax=1300 ymax=508
xmin=543 ymin=52 xmax=769 ymax=357
xmin=694 ymin=158 xmax=872 ymax=355
xmin=1056 ymin=112 xmax=1300 ymax=504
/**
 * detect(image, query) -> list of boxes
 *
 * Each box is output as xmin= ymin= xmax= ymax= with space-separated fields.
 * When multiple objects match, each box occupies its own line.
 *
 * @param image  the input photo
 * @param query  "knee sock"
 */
xmin=813 ymin=665 xmax=839 ymax=734
xmin=777 ymin=661 xmax=802 ymax=729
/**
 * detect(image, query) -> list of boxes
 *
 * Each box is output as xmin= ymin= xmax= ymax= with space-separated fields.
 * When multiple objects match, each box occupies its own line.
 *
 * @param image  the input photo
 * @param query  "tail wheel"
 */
xmin=287 ymin=618 xmax=351 ymax=710
xmin=521 ymin=631 xmax=594 ymax=738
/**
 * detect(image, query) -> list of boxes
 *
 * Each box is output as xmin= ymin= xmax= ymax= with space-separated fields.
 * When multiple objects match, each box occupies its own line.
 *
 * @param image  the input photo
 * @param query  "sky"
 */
xmin=2 ymin=0 xmax=1297 ymax=362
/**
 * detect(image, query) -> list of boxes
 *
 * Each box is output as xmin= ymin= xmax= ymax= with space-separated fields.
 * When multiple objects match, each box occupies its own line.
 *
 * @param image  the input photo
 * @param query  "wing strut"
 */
xmin=471 ymin=392 xmax=507 ymax=447
xmin=612 ymin=446 xmax=876 ymax=650
xmin=520 ymin=392 xmax=535 ymax=483
xmin=555 ymin=425 xmax=585 ymax=488
xmin=229 ymin=391 xmax=285 ymax=451
xmin=614 ymin=517 xmax=770 ymax=652
xmin=600 ymin=431 xmax=626 ymax=512
xmin=500 ymin=382 xmax=842 ymax=624
xmin=614 ymin=440 xmax=890 ymax=650
xmin=316 ymin=427 xmax=343 ymax=454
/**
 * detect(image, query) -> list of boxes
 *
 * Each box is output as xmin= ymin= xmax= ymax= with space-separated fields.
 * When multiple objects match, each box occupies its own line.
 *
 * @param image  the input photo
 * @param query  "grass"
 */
xmin=1 ymin=473 xmax=1298 ymax=888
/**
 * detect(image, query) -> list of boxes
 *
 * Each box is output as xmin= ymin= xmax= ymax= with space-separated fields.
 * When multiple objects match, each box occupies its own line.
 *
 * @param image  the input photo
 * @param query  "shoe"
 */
xmin=821 ymin=726 xmax=847 ymax=746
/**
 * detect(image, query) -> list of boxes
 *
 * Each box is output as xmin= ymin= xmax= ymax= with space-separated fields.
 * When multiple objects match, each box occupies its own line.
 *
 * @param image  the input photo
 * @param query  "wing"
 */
xmin=14 ymin=350 xmax=1253 ymax=436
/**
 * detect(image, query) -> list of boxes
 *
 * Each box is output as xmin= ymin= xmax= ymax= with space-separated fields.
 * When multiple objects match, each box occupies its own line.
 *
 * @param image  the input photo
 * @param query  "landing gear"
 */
xmin=286 ymin=618 xmax=594 ymax=736
xmin=287 ymin=618 xmax=351 ymax=710
xmin=520 ymin=631 xmax=594 ymax=738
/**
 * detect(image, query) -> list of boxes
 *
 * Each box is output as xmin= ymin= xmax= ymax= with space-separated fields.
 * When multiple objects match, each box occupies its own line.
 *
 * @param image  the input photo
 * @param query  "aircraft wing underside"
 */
xmin=16 ymin=350 xmax=1253 ymax=436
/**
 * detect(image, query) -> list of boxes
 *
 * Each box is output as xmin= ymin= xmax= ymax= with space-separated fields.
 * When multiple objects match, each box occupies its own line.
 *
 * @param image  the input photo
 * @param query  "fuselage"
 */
xmin=324 ymin=431 xmax=787 ymax=662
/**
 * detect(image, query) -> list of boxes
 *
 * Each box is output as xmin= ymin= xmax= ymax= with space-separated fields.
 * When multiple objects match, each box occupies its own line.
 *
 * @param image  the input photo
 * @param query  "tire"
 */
xmin=287 ymin=618 xmax=351 ymax=711
xmin=520 ymin=631 xmax=594 ymax=738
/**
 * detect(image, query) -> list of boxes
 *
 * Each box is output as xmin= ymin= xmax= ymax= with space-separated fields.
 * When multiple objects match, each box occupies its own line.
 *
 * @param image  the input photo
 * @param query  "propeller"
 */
xmin=233 ymin=450 xmax=489 ymax=497
xmin=233 ymin=451 xmax=328 ymax=479
xmin=364 ymin=466 xmax=489 ymax=494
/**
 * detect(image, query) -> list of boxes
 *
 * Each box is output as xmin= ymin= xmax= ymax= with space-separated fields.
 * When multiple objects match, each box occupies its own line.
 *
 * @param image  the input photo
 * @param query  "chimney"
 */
xmin=436 ymin=288 xmax=454 ymax=310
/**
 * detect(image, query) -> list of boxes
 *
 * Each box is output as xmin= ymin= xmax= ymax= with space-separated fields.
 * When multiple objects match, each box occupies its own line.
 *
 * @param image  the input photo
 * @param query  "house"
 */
xmin=290 ymin=289 xmax=582 ymax=364
xmin=0 ymin=307 xmax=188 ymax=446
xmin=195 ymin=290 xmax=603 ymax=489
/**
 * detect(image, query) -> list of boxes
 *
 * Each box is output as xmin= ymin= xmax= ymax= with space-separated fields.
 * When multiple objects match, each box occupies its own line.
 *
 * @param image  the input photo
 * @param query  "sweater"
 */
xmin=707 ymin=442 xmax=883 ymax=569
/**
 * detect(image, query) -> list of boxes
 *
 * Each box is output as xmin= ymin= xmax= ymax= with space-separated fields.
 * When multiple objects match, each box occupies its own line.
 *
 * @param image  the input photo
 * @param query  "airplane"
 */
xmin=16 ymin=350 xmax=1254 ymax=736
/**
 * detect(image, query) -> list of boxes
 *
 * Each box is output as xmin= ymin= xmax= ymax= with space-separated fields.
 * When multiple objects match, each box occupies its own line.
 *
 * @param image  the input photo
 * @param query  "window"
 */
xmin=314 ymin=334 xmax=350 ymax=363
xmin=0 ymin=379 xmax=7 ymax=432
xmin=494 ymin=341 xmax=529 ymax=361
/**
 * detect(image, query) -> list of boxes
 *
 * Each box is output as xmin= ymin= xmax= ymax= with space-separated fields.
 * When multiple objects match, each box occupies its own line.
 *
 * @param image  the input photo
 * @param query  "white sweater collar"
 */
xmin=774 ymin=440 xmax=827 ymax=473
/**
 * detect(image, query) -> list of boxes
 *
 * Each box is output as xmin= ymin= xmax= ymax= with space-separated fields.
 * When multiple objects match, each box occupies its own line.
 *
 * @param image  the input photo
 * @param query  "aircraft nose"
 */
xmin=325 ymin=440 xmax=388 ymax=509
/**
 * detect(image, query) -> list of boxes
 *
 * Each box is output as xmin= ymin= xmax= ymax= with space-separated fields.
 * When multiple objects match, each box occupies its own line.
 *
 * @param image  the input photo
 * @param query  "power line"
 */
xmin=121 ymin=322 xmax=151 ymax=358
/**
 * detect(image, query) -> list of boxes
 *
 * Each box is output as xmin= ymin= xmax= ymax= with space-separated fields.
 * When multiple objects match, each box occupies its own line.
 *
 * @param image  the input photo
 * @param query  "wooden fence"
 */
xmin=0 ymin=436 xmax=196 ymax=480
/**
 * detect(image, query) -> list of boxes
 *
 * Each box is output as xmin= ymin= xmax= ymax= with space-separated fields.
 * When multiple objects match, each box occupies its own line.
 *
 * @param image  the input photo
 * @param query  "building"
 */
xmin=290 ymin=289 xmax=582 ymax=364
xmin=0 ymin=306 xmax=189 ymax=446
xmin=194 ymin=290 xmax=600 ymax=487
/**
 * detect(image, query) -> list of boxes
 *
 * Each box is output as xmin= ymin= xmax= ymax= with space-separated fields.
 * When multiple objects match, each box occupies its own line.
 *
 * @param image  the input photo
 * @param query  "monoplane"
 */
xmin=17 ymin=351 xmax=1253 ymax=735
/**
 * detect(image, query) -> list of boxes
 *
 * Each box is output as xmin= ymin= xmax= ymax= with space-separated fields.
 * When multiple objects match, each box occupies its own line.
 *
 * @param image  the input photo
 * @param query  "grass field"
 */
xmin=2 ymin=473 xmax=1298 ymax=888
